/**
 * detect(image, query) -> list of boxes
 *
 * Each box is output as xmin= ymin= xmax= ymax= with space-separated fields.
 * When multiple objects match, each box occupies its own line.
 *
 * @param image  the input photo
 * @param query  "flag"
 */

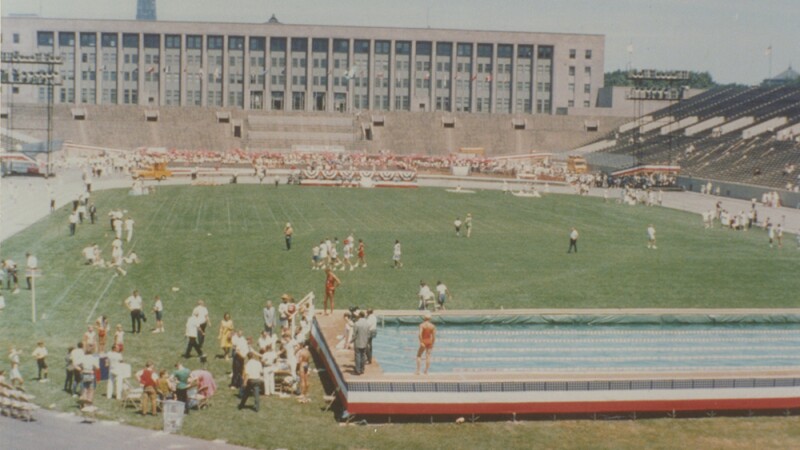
xmin=423 ymin=71 xmax=430 ymax=80
xmin=213 ymin=67 xmax=221 ymax=80
xmin=485 ymin=74 xmax=492 ymax=82
xmin=146 ymin=66 xmax=155 ymax=74
xmin=163 ymin=66 xmax=170 ymax=73
xmin=471 ymin=74 xmax=477 ymax=81
xmin=765 ymin=45 xmax=772 ymax=56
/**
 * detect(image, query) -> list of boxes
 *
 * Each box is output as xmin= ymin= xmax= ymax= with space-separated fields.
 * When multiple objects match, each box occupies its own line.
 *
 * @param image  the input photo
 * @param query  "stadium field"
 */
xmin=2 ymin=185 xmax=799 ymax=449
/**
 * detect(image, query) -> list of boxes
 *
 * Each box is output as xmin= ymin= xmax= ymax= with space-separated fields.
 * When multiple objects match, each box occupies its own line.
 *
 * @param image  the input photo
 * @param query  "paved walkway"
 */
xmin=0 ymin=409 xmax=249 ymax=450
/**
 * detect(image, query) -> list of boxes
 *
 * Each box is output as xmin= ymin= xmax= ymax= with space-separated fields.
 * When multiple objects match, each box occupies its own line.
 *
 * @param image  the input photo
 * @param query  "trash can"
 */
xmin=162 ymin=400 xmax=185 ymax=433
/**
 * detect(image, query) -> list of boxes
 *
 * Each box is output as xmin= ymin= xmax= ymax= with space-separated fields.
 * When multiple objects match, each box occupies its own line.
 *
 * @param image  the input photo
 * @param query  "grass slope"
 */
xmin=1 ymin=185 xmax=799 ymax=449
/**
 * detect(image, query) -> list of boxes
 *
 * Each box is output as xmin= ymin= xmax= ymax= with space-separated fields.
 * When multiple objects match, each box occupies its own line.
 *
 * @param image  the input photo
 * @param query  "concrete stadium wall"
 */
xmin=679 ymin=175 xmax=800 ymax=209
xmin=1 ymin=104 xmax=627 ymax=156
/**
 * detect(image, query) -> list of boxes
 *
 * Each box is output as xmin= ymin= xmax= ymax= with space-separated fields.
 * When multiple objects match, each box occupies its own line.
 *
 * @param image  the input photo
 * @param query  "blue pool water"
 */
xmin=373 ymin=323 xmax=800 ymax=374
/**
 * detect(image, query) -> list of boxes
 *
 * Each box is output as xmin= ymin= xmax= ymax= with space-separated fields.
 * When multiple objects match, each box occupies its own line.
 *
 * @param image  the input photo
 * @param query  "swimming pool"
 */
xmin=374 ymin=323 xmax=800 ymax=374
xmin=311 ymin=310 xmax=800 ymax=417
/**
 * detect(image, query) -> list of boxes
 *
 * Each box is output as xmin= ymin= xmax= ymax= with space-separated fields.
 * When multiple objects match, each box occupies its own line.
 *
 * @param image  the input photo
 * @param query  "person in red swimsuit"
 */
xmin=323 ymin=268 xmax=341 ymax=315
xmin=416 ymin=312 xmax=436 ymax=375
xmin=355 ymin=239 xmax=367 ymax=268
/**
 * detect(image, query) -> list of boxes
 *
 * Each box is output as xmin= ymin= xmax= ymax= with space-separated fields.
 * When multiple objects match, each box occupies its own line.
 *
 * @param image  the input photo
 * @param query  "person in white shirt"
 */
xmin=183 ymin=312 xmax=206 ymax=362
xmin=105 ymin=344 xmax=124 ymax=399
xmin=453 ymin=217 xmax=462 ymax=237
xmin=69 ymin=211 xmax=78 ymax=236
xmin=192 ymin=300 xmax=210 ymax=347
xmin=568 ymin=227 xmax=579 ymax=253
xmin=238 ymin=352 xmax=264 ymax=412
xmin=435 ymin=281 xmax=451 ymax=311
xmin=393 ymin=240 xmax=403 ymax=268
xmin=31 ymin=341 xmax=48 ymax=382
xmin=647 ymin=224 xmax=657 ymax=249
xmin=124 ymin=217 xmax=135 ymax=243
xmin=25 ymin=252 xmax=39 ymax=290
xmin=230 ymin=330 xmax=249 ymax=389
xmin=152 ymin=295 xmax=164 ymax=333
xmin=418 ymin=281 xmax=434 ymax=311
xmin=82 ymin=244 xmax=97 ymax=265
xmin=124 ymin=290 xmax=144 ymax=334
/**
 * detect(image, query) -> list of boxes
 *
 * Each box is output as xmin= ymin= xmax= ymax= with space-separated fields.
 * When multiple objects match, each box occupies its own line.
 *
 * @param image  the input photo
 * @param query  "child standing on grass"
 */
xmin=113 ymin=324 xmax=125 ymax=352
xmin=32 ymin=341 xmax=49 ymax=382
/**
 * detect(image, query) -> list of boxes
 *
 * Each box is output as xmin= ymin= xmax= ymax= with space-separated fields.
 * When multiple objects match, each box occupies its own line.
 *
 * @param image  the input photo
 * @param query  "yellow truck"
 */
xmin=134 ymin=162 xmax=172 ymax=180
xmin=567 ymin=156 xmax=588 ymax=174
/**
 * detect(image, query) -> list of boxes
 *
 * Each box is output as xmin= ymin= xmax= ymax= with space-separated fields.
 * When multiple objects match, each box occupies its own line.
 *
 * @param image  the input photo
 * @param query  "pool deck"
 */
xmin=316 ymin=308 xmax=800 ymax=383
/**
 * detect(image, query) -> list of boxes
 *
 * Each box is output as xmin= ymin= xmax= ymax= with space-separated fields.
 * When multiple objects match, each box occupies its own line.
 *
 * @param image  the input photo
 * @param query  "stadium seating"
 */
xmin=588 ymin=86 xmax=800 ymax=189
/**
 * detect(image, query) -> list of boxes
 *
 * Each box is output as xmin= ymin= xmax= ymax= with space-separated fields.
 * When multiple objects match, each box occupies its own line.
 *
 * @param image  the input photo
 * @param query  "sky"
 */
xmin=2 ymin=0 xmax=798 ymax=85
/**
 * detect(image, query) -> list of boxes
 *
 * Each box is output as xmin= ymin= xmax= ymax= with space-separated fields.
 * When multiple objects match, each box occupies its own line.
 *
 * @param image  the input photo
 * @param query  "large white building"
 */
xmin=1 ymin=16 xmax=605 ymax=115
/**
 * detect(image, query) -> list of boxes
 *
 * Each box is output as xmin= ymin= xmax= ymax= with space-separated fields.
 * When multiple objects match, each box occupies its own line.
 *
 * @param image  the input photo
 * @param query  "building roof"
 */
xmin=769 ymin=66 xmax=800 ymax=82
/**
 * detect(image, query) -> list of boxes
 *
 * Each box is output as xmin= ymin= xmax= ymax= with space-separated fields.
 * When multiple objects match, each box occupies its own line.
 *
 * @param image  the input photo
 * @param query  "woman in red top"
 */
xmin=416 ymin=312 xmax=436 ymax=375
xmin=323 ymin=268 xmax=341 ymax=315
xmin=355 ymin=239 xmax=367 ymax=268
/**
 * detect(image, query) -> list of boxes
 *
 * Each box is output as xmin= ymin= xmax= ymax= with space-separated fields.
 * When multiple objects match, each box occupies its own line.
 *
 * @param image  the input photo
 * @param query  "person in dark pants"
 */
xmin=88 ymin=203 xmax=97 ymax=224
xmin=183 ymin=312 xmax=206 ymax=362
xmin=351 ymin=311 xmax=370 ymax=375
xmin=172 ymin=362 xmax=192 ymax=414
xmin=284 ymin=223 xmax=293 ymax=250
xmin=238 ymin=353 xmax=263 ymax=412
xmin=568 ymin=227 xmax=579 ymax=253
xmin=124 ymin=290 xmax=143 ymax=334
xmin=366 ymin=309 xmax=377 ymax=364
xmin=229 ymin=331 xmax=246 ymax=389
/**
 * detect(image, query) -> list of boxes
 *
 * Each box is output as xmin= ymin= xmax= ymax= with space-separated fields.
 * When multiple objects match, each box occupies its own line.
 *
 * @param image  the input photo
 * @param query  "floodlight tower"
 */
xmin=137 ymin=0 xmax=157 ymax=21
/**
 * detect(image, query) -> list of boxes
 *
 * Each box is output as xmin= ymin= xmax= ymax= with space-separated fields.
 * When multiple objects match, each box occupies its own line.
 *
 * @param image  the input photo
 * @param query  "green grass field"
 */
xmin=2 ymin=185 xmax=799 ymax=449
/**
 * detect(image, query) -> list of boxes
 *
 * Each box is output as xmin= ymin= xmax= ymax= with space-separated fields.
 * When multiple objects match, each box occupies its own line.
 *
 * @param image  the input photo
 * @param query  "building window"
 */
xmin=101 ymin=33 xmax=117 ymax=48
xmin=477 ymin=43 xmax=492 ymax=58
xmin=229 ymin=36 xmax=244 ymax=50
xmin=207 ymin=36 xmax=223 ymax=50
xmin=37 ymin=31 xmax=55 ymax=46
xmin=333 ymin=39 xmax=348 ymax=53
xmin=354 ymin=39 xmax=369 ymax=54
xmin=164 ymin=34 xmax=180 ymax=49
xmin=457 ymin=43 xmax=472 ymax=57
xmin=250 ymin=36 xmax=266 ymax=51
xmin=568 ymin=100 xmax=574 ymax=107
xmin=13 ymin=33 xmax=20 ymax=44
xmin=123 ymin=33 xmax=139 ymax=48
xmin=584 ymin=66 xmax=591 ymax=76
xmin=584 ymin=83 xmax=591 ymax=94
xmin=518 ymin=45 xmax=533 ymax=58
xmin=497 ymin=44 xmax=513 ymax=58
xmin=436 ymin=41 xmax=452 ymax=55
xmin=271 ymin=37 xmax=287 ymax=52
xmin=186 ymin=35 xmax=202 ymax=49
xmin=416 ymin=41 xmax=432 ymax=56
xmin=311 ymin=38 xmax=328 ymax=53
xmin=59 ymin=32 xmax=75 ymax=46
xmin=584 ymin=100 xmax=591 ymax=107
xmin=396 ymin=41 xmax=411 ymax=55
xmin=537 ymin=46 xmax=553 ymax=59
xmin=569 ymin=66 xmax=575 ymax=76
xmin=569 ymin=49 xmax=576 ymax=59
xmin=143 ymin=34 xmax=159 ymax=48
xmin=585 ymin=49 xmax=592 ymax=59
xmin=375 ymin=40 xmax=390 ymax=55
xmin=291 ymin=38 xmax=307 ymax=52
xmin=568 ymin=83 xmax=575 ymax=93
